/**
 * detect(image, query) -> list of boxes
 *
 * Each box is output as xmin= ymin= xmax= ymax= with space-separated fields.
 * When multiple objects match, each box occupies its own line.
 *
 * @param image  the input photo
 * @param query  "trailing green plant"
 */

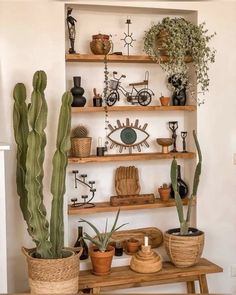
xmin=171 ymin=130 xmax=202 ymax=235
xmin=144 ymin=17 xmax=216 ymax=105
xmin=13 ymin=70 xmax=73 ymax=259
xmin=79 ymin=209 xmax=128 ymax=252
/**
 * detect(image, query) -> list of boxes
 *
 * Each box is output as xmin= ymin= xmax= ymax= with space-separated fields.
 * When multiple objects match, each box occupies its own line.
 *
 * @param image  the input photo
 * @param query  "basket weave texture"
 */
xmin=23 ymin=247 xmax=82 ymax=294
xmin=71 ymin=137 xmax=92 ymax=157
xmin=164 ymin=231 xmax=204 ymax=268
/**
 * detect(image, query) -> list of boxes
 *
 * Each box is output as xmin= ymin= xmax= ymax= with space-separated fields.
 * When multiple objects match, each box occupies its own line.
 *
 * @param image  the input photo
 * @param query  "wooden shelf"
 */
xmin=65 ymin=54 xmax=193 ymax=63
xmin=68 ymin=198 xmax=194 ymax=215
xmin=71 ymin=105 xmax=196 ymax=113
xmin=68 ymin=152 xmax=195 ymax=164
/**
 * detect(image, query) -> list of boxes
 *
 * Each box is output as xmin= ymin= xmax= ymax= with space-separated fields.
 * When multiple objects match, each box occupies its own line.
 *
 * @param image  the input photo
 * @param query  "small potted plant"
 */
xmin=164 ymin=130 xmax=204 ymax=268
xmin=79 ymin=209 xmax=127 ymax=275
xmin=144 ymin=17 xmax=216 ymax=105
xmin=126 ymin=237 xmax=140 ymax=254
xmin=71 ymin=125 xmax=92 ymax=157
xmin=158 ymin=183 xmax=171 ymax=202
xmin=159 ymin=95 xmax=170 ymax=106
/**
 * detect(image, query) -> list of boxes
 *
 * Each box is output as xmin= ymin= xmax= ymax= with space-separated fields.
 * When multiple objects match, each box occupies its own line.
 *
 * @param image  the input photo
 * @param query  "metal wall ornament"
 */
xmin=66 ymin=7 xmax=77 ymax=54
xmin=168 ymin=121 xmax=178 ymax=152
xmin=107 ymin=118 xmax=149 ymax=153
xmin=181 ymin=131 xmax=188 ymax=153
xmin=70 ymin=170 xmax=96 ymax=208
xmin=121 ymin=18 xmax=136 ymax=56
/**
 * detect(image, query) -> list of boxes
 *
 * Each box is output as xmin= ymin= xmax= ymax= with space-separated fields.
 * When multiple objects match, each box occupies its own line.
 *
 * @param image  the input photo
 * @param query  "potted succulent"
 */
xmin=71 ymin=125 xmax=92 ymax=157
xmin=144 ymin=17 xmax=216 ymax=104
xmin=79 ymin=209 xmax=127 ymax=275
xmin=164 ymin=130 xmax=204 ymax=268
xmin=158 ymin=183 xmax=171 ymax=202
xmin=13 ymin=70 xmax=82 ymax=294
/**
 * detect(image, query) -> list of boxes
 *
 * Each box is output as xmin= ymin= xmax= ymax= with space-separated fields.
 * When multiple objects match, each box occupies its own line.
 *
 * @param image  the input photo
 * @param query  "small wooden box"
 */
xmin=110 ymin=194 xmax=155 ymax=206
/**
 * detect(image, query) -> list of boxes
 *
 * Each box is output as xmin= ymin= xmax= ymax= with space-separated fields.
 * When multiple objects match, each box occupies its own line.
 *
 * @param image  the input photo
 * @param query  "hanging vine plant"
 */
xmin=144 ymin=17 xmax=216 ymax=105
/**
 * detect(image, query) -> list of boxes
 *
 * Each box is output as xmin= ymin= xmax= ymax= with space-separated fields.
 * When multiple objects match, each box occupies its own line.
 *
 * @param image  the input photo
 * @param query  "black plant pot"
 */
xmin=71 ymin=76 xmax=86 ymax=107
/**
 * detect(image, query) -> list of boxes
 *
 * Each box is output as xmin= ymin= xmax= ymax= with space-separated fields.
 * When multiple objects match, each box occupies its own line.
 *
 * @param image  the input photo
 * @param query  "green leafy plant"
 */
xmin=144 ymin=17 xmax=216 ymax=105
xmin=13 ymin=70 xmax=72 ymax=259
xmin=171 ymin=130 xmax=202 ymax=235
xmin=79 ymin=209 xmax=128 ymax=252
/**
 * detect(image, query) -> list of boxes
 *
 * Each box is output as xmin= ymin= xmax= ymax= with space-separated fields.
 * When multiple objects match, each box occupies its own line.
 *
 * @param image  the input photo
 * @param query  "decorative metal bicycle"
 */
xmin=106 ymin=71 xmax=154 ymax=106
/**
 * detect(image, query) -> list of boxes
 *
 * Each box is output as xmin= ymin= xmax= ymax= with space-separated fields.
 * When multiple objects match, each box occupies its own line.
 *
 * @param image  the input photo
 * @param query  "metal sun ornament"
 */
xmin=121 ymin=17 xmax=136 ymax=56
xmin=107 ymin=118 xmax=149 ymax=154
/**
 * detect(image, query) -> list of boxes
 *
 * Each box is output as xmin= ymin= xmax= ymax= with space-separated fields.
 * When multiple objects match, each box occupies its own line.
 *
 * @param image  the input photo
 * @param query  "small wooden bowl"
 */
xmin=156 ymin=138 xmax=173 ymax=153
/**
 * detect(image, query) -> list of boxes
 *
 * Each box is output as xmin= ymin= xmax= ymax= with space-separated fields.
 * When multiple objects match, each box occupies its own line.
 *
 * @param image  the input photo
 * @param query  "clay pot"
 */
xmin=89 ymin=245 xmax=114 ymax=275
xmin=126 ymin=238 xmax=140 ymax=254
xmin=90 ymin=34 xmax=112 ymax=55
xmin=160 ymin=96 xmax=170 ymax=106
xmin=158 ymin=187 xmax=171 ymax=202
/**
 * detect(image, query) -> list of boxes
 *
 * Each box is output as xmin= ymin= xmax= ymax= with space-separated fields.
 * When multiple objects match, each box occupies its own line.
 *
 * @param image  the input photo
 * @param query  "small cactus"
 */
xmin=162 ymin=183 xmax=169 ymax=189
xmin=72 ymin=125 xmax=88 ymax=138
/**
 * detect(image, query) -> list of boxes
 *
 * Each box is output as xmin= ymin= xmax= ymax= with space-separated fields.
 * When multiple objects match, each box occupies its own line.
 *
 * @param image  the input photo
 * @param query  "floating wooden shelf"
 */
xmin=65 ymin=54 xmax=193 ymax=63
xmin=68 ymin=152 xmax=195 ymax=164
xmin=71 ymin=105 xmax=196 ymax=113
xmin=68 ymin=198 xmax=194 ymax=215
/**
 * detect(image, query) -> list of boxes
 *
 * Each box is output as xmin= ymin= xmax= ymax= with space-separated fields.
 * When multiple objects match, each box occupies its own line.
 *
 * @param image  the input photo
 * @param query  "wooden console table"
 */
xmin=79 ymin=258 xmax=223 ymax=294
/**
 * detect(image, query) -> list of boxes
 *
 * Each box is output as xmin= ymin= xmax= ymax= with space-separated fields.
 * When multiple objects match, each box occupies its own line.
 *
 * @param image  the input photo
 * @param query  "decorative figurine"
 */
xmin=71 ymin=76 xmax=86 ymax=107
xmin=66 ymin=7 xmax=77 ymax=54
xmin=93 ymin=88 xmax=103 ymax=107
xmin=168 ymin=75 xmax=187 ymax=106
xmin=121 ymin=17 xmax=136 ymax=56
xmin=168 ymin=121 xmax=178 ymax=152
xmin=70 ymin=170 xmax=96 ymax=208
xmin=181 ymin=131 xmax=188 ymax=153
xmin=106 ymin=71 xmax=154 ymax=106
xmin=107 ymin=118 xmax=149 ymax=153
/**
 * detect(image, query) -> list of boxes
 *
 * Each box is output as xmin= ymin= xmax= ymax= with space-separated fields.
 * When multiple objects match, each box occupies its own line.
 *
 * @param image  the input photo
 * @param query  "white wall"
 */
xmin=0 ymin=1 xmax=236 ymax=293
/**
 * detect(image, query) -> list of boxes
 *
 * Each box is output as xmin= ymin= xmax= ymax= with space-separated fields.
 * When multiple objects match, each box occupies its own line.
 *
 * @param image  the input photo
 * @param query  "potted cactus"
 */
xmin=13 ymin=70 xmax=82 ymax=294
xmin=71 ymin=125 xmax=92 ymax=157
xmin=164 ymin=130 xmax=204 ymax=268
xmin=158 ymin=183 xmax=171 ymax=202
xmin=79 ymin=209 xmax=127 ymax=275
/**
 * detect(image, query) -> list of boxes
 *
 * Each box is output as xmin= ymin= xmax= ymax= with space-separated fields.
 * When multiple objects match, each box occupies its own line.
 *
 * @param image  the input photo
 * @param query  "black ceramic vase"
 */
xmin=71 ymin=76 xmax=86 ymax=107
xmin=168 ymin=75 xmax=187 ymax=106
xmin=171 ymin=165 xmax=188 ymax=199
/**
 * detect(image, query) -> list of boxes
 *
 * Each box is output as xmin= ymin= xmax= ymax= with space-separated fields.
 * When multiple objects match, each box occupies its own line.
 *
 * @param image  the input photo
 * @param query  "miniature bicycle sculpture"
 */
xmin=106 ymin=71 xmax=154 ymax=106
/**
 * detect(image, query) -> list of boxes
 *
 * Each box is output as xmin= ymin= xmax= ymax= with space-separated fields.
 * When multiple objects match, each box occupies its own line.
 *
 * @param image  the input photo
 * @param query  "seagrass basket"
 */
xmin=164 ymin=228 xmax=204 ymax=268
xmin=22 ymin=247 xmax=82 ymax=294
xmin=71 ymin=137 xmax=92 ymax=157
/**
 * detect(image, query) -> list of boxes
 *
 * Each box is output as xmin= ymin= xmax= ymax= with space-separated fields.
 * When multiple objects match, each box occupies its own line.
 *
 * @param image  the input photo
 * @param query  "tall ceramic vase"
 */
xmin=71 ymin=76 xmax=86 ymax=107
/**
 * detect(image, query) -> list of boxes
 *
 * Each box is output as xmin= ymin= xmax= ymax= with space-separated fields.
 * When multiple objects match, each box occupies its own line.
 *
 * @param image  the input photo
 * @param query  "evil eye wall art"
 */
xmin=107 ymin=118 xmax=149 ymax=154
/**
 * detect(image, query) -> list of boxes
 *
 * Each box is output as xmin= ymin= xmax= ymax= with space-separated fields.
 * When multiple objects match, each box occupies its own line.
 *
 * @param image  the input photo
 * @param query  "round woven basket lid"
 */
xmin=92 ymin=34 xmax=110 ymax=40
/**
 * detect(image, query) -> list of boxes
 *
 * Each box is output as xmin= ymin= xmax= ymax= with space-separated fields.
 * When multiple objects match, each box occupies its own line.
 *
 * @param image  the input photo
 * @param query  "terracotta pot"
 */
xmin=159 ymin=96 xmax=170 ymax=106
xmin=126 ymin=238 xmax=140 ymax=254
xmin=164 ymin=228 xmax=204 ymax=268
xmin=158 ymin=187 xmax=171 ymax=202
xmin=89 ymin=245 xmax=114 ymax=275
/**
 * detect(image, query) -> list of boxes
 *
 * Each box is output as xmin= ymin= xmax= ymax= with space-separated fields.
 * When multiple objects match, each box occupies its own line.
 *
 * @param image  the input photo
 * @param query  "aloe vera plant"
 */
xmin=79 ymin=209 xmax=128 ymax=252
xmin=13 ymin=70 xmax=72 ymax=258
xmin=171 ymin=130 xmax=202 ymax=235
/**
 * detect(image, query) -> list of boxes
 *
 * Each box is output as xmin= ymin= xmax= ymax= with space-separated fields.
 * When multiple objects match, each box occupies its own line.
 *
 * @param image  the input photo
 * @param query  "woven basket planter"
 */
xmin=71 ymin=137 xmax=92 ymax=157
xmin=164 ymin=228 xmax=204 ymax=268
xmin=23 ymin=247 xmax=82 ymax=294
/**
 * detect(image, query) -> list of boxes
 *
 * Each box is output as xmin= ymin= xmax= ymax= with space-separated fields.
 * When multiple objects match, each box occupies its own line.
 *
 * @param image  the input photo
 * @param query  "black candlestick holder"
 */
xmin=168 ymin=121 xmax=178 ymax=152
xmin=181 ymin=131 xmax=188 ymax=153
xmin=70 ymin=170 xmax=96 ymax=208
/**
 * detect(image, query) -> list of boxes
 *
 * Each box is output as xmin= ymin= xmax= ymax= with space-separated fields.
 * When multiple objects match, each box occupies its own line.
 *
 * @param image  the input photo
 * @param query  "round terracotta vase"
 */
xmin=22 ymin=247 xmax=82 ymax=294
xmin=164 ymin=227 xmax=204 ymax=268
xmin=89 ymin=245 xmax=115 ymax=275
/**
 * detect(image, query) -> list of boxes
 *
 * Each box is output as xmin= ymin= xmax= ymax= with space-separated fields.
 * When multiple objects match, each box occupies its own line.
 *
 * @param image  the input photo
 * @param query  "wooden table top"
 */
xmin=79 ymin=258 xmax=223 ymax=290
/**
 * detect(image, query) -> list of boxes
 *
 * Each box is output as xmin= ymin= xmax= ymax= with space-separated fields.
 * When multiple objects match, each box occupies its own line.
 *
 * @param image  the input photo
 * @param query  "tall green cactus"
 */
xmin=13 ymin=70 xmax=72 ymax=259
xmin=170 ymin=130 xmax=202 ymax=235
xmin=50 ymin=92 xmax=72 ymax=258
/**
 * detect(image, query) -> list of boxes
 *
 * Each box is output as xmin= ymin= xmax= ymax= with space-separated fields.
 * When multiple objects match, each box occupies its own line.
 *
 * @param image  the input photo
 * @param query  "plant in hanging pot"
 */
xmin=13 ymin=70 xmax=82 ymax=294
xmin=164 ymin=130 xmax=204 ymax=268
xmin=144 ymin=17 xmax=216 ymax=105
xmin=79 ymin=209 xmax=127 ymax=275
